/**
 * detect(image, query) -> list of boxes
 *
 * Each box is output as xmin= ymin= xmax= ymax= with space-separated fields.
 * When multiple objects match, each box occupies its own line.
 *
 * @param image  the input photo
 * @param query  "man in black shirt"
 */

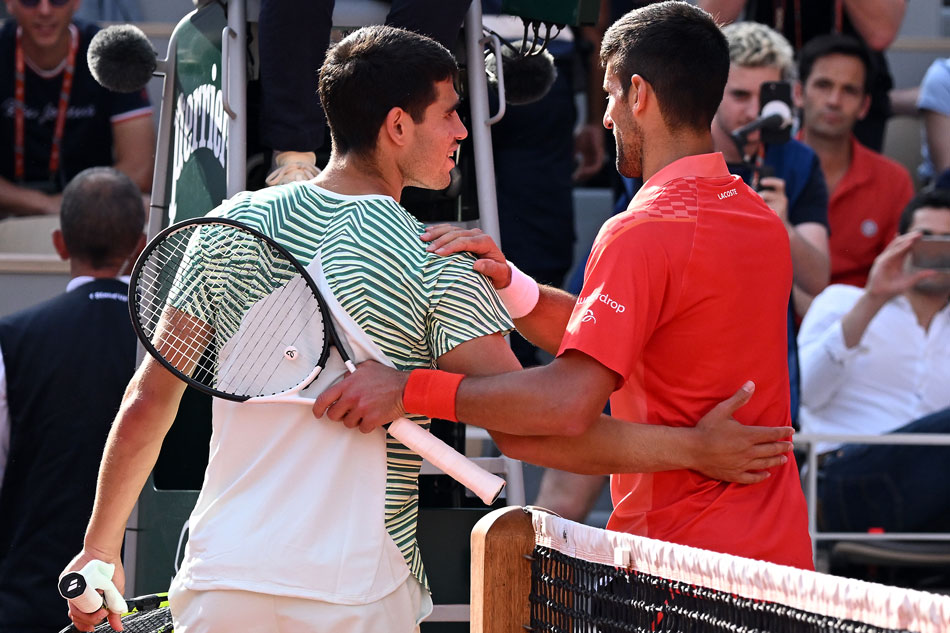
xmin=0 ymin=166 xmax=145 ymax=633
xmin=0 ymin=0 xmax=154 ymax=218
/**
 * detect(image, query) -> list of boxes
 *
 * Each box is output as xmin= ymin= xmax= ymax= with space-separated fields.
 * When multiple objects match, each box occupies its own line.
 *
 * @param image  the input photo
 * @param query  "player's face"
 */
xmin=403 ymin=79 xmax=468 ymax=191
xmin=714 ymin=64 xmax=782 ymax=155
xmin=6 ymin=0 xmax=79 ymax=52
xmin=603 ymin=66 xmax=643 ymax=179
xmin=801 ymin=53 xmax=870 ymax=140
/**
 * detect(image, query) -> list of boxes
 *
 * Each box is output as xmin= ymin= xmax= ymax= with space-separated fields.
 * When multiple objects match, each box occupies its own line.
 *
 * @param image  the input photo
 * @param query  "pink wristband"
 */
xmin=403 ymin=369 xmax=465 ymax=422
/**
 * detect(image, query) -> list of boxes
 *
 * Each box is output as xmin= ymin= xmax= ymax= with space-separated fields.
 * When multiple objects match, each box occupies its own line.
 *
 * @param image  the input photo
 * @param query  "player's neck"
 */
xmin=641 ymin=130 xmax=715 ymax=182
xmin=315 ymin=152 xmax=402 ymax=201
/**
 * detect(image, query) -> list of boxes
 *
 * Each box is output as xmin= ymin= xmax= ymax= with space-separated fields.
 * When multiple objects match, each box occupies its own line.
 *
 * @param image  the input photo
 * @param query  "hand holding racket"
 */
xmin=59 ymin=560 xmax=127 ymax=627
xmin=129 ymin=217 xmax=505 ymax=505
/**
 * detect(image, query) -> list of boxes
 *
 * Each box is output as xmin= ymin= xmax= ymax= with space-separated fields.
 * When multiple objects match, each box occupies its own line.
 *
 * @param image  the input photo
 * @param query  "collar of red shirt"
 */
xmin=642 ymin=152 xmax=730 ymax=190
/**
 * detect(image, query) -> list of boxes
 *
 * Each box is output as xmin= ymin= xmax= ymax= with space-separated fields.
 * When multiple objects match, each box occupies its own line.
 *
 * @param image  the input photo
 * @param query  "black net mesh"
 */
xmin=529 ymin=546 xmax=910 ymax=633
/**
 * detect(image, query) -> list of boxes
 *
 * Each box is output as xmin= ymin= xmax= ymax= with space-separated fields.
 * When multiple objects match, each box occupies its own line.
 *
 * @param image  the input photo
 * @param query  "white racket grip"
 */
xmin=387 ymin=417 xmax=505 ymax=505
xmin=58 ymin=560 xmax=128 ymax=615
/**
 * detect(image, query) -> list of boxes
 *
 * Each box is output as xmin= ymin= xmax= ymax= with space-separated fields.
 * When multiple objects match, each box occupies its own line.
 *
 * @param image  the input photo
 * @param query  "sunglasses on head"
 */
xmin=17 ymin=0 xmax=72 ymax=7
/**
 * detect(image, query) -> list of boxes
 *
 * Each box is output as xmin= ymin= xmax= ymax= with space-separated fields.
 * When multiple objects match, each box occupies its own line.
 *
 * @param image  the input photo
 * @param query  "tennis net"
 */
xmin=471 ymin=507 xmax=950 ymax=633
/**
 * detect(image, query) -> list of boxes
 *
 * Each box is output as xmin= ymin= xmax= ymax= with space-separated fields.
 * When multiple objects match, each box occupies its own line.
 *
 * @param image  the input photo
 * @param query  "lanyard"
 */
xmin=773 ymin=0 xmax=843 ymax=50
xmin=14 ymin=24 xmax=79 ymax=183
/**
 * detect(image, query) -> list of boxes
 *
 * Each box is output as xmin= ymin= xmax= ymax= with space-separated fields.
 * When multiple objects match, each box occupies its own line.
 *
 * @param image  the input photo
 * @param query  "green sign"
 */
xmin=165 ymin=3 xmax=229 ymax=224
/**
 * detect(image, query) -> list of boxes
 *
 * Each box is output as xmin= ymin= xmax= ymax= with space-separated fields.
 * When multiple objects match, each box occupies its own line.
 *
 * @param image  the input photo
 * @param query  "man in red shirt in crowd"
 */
xmin=797 ymin=34 xmax=914 ymax=304
xmin=315 ymin=1 xmax=814 ymax=569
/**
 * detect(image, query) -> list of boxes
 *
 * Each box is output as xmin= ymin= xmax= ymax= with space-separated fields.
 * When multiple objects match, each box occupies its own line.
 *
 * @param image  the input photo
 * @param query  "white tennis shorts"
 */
xmin=168 ymin=575 xmax=432 ymax=633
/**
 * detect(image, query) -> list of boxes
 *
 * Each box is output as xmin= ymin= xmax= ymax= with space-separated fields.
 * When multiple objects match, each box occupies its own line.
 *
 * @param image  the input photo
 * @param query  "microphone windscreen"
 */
xmin=760 ymin=100 xmax=792 ymax=127
xmin=88 ymin=24 xmax=157 ymax=93
xmin=486 ymin=45 xmax=557 ymax=106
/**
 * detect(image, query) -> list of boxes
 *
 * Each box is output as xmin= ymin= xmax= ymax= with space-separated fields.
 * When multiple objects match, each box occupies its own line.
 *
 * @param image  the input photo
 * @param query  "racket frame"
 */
xmin=129 ymin=216 xmax=346 ymax=402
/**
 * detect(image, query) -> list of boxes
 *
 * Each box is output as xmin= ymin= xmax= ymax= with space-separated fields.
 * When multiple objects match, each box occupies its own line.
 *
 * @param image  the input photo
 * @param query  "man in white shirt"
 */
xmin=798 ymin=188 xmax=950 ymax=533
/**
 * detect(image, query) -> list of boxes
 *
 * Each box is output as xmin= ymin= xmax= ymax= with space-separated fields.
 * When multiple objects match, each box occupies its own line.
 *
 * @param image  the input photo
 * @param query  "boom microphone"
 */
xmin=87 ymin=24 xmax=157 ymax=93
xmin=486 ymin=43 xmax=557 ymax=106
xmin=731 ymin=100 xmax=793 ymax=140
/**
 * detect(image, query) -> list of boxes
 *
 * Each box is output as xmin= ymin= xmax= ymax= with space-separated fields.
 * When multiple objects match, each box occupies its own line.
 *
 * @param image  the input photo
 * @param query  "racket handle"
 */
xmin=58 ymin=560 xmax=128 ymax=615
xmin=388 ymin=417 xmax=506 ymax=505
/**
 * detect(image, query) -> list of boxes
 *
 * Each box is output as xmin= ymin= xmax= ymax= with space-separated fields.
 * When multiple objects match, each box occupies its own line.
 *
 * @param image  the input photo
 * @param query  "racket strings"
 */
xmin=134 ymin=222 xmax=327 ymax=398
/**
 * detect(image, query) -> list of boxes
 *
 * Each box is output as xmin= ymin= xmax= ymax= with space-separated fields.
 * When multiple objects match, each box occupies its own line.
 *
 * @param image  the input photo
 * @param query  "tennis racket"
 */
xmin=128 ymin=217 xmax=505 ymax=505
xmin=59 ymin=593 xmax=171 ymax=633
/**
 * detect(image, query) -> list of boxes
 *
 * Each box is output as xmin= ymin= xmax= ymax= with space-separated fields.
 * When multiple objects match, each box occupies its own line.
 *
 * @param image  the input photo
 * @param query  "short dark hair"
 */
xmin=600 ymin=1 xmax=729 ymax=132
xmin=798 ymin=34 xmax=873 ymax=94
xmin=60 ymin=167 xmax=144 ymax=269
xmin=898 ymin=188 xmax=950 ymax=234
xmin=318 ymin=25 xmax=459 ymax=156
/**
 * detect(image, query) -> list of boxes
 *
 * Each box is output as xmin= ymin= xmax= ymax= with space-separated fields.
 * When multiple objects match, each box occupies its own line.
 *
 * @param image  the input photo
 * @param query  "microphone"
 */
xmin=486 ymin=43 xmax=558 ymax=106
xmin=87 ymin=24 xmax=157 ymax=93
xmin=731 ymin=100 xmax=793 ymax=140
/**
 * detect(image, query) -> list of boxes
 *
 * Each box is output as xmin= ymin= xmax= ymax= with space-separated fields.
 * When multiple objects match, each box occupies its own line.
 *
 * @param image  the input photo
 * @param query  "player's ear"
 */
xmin=52 ymin=229 xmax=69 ymax=261
xmin=629 ymin=75 xmax=648 ymax=115
xmin=792 ymin=81 xmax=803 ymax=108
xmin=383 ymin=106 xmax=411 ymax=147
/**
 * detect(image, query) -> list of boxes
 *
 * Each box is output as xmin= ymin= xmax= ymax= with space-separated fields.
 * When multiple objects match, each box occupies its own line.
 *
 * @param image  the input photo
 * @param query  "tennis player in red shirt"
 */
xmin=316 ymin=1 xmax=813 ymax=569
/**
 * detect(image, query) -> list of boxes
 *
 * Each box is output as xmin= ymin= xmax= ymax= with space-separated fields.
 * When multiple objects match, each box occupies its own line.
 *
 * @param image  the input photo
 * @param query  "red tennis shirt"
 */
xmin=559 ymin=153 xmax=813 ymax=569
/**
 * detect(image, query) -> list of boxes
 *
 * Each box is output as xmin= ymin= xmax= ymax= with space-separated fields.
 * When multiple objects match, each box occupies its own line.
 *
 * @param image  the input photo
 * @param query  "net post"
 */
xmin=471 ymin=506 xmax=534 ymax=632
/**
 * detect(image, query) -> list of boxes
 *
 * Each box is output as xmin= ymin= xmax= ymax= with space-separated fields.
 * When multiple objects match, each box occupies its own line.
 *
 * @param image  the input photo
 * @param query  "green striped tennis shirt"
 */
xmin=213 ymin=181 xmax=513 ymax=587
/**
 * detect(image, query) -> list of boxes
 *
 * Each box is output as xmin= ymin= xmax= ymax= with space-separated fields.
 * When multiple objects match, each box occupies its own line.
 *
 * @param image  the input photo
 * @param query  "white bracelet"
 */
xmin=496 ymin=261 xmax=540 ymax=319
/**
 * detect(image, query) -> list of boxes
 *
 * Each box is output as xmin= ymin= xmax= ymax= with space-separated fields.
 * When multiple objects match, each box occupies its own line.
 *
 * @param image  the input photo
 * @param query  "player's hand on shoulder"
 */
xmin=690 ymin=382 xmax=793 ymax=485
xmin=313 ymin=361 xmax=409 ymax=434
xmin=421 ymin=224 xmax=512 ymax=289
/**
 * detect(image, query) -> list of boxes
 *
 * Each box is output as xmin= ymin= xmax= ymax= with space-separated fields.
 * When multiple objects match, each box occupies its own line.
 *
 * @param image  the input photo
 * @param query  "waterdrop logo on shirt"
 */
xmin=579 ymin=292 xmax=626 ymax=316
xmin=598 ymin=293 xmax=626 ymax=313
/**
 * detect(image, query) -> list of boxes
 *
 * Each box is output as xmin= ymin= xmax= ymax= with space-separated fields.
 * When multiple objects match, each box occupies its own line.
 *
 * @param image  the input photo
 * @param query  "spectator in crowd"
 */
xmin=259 ymin=0 xmax=472 ymax=185
xmin=697 ymin=0 xmax=906 ymax=152
xmin=0 ymin=0 xmax=154 ymax=219
xmin=62 ymin=26 xmax=791 ymax=633
xmin=798 ymin=188 xmax=950 ymax=533
xmin=917 ymin=58 xmax=950 ymax=188
xmin=0 ymin=167 xmax=144 ymax=633
xmin=797 ymin=34 xmax=914 ymax=308
xmin=317 ymin=2 xmax=814 ymax=570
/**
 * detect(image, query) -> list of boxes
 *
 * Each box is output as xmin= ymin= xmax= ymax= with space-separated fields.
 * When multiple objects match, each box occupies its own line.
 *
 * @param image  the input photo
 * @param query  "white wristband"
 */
xmin=496 ymin=261 xmax=540 ymax=319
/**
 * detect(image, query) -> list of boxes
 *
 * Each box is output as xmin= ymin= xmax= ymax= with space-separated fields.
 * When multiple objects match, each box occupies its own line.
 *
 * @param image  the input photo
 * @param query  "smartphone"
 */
xmin=911 ymin=236 xmax=950 ymax=271
xmin=759 ymin=81 xmax=793 ymax=145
